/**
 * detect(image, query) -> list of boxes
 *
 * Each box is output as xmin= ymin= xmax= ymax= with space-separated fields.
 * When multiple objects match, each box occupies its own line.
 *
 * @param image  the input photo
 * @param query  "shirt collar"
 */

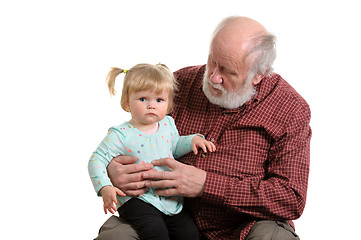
xmin=254 ymin=73 xmax=280 ymax=103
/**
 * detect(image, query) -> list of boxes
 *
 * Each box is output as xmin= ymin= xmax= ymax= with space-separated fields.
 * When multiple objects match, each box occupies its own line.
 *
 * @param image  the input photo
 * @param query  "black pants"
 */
xmin=117 ymin=198 xmax=199 ymax=240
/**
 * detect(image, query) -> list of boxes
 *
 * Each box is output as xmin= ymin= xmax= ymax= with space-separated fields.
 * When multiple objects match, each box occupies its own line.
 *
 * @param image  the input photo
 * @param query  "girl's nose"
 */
xmin=147 ymin=102 xmax=155 ymax=109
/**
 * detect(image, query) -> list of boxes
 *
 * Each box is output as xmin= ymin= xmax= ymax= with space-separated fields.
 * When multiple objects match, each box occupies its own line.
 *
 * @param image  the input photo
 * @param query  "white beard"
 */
xmin=202 ymin=68 xmax=257 ymax=109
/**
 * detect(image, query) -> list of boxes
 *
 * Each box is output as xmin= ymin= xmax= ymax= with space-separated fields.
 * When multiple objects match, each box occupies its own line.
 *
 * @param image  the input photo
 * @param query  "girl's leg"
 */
xmin=118 ymin=198 xmax=169 ymax=240
xmin=165 ymin=208 xmax=199 ymax=240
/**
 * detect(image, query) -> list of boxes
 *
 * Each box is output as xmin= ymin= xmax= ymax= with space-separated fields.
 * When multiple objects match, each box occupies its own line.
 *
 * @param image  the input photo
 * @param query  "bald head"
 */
xmin=213 ymin=16 xmax=267 ymax=39
xmin=211 ymin=16 xmax=268 ymax=60
xmin=209 ymin=16 xmax=276 ymax=79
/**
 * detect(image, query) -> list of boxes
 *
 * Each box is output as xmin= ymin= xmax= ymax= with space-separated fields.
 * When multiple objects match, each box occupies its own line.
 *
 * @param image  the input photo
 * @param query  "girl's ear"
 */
xmin=123 ymin=99 xmax=131 ymax=112
xmin=167 ymin=102 xmax=173 ymax=114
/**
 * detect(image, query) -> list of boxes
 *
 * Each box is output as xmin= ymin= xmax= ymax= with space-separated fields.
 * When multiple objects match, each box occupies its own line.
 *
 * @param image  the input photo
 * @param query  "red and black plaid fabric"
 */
xmin=171 ymin=65 xmax=311 ymax=240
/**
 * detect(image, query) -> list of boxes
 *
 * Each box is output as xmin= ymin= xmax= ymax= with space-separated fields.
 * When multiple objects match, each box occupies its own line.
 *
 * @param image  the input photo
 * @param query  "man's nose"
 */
xmin=209 ymin=68 xmax=223 ymax=84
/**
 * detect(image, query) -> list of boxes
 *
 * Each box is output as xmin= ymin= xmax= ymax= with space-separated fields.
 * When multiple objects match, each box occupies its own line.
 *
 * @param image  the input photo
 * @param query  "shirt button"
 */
xmin=210 ymin=138 xmax=215 ymax=143
xmin=201 ymin=153 xmax=206 ymax=158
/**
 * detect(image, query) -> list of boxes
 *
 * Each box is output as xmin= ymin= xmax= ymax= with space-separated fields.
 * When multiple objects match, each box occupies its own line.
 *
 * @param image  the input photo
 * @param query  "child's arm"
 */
xmin=99 ymin=186 xmax=126 ymax=214
xmin=166 ymin=116 xmax=216 ymax=158
xmin=88 ymin=127 xmax=126 ymax=195
xmin=191 ymin=135 xmax=216 ymax=155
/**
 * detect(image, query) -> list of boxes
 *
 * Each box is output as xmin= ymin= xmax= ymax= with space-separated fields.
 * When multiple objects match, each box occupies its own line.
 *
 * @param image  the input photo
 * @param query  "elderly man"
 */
xmin=95 ymin=16 xmax=311 ymax=240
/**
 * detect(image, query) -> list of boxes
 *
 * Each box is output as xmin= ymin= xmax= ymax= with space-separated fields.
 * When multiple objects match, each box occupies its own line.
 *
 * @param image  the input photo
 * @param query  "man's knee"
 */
xmin=95 ymin=216 xmax=139 ymax=240
xmin=246 ymin=220 xmax=300 ymax=240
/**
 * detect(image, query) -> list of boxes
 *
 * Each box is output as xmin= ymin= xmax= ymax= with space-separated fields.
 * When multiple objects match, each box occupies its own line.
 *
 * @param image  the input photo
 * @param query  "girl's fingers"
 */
xmin=206 ymin=142 xmax=216 ymax=152
xmin=200 ymin=143 xmax=207 ymax=153
xmin=116 ymin=188 xmax=126 ymax=197
xmin=192 ymin=144 xmax=198 ymax=155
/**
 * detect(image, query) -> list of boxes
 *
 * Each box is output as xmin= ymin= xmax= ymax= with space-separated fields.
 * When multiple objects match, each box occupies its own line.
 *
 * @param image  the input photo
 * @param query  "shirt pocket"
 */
xmin=213 ymin=126 xmax=272 ymax=176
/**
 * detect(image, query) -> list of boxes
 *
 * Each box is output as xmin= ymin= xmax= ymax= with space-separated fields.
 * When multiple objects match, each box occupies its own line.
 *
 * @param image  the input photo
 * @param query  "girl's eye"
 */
xmin=139 ymin=97 xmax=146 ymax=102
xmin=156 ymin=98 xmax=163 ymax=103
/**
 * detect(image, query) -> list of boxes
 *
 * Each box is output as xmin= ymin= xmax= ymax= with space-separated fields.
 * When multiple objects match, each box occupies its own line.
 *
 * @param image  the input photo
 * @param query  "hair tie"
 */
xmin=123 ymin=69 xmax=128 ymax=74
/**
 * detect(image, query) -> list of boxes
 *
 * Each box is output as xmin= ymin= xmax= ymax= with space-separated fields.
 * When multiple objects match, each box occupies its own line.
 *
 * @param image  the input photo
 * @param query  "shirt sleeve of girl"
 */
xmin=165 ymin=116 xmax=204 ymax=159
xmin=88 ymin=126 xmax=126 ymax=195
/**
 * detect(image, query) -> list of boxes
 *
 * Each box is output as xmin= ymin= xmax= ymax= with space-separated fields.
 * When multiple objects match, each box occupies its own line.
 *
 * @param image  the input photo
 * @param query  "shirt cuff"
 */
xmin=190 ymin=134 xmax=205 ymax=139
xmin=93 ymin=177 xmax=113 ymax=196
xmin=202 ymin=172 xmax=229 ymax=205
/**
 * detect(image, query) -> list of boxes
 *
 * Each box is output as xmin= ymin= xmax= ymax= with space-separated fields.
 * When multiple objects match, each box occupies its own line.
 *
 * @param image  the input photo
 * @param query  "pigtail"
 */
xmin=156 ymin=63 xmax=169 ymax=69
xmin=106 ymin=67 xmax=124 ymax=96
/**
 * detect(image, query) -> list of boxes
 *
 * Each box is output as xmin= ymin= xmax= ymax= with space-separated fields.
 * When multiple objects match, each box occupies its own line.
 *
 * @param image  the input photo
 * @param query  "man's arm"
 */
xmin=144 ymin=109 xmax=311 ymax=220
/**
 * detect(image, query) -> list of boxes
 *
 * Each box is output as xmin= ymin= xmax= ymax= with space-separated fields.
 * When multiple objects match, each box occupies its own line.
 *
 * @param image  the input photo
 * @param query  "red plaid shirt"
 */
xmin=171 ymin=65 xmax=311 ymax=240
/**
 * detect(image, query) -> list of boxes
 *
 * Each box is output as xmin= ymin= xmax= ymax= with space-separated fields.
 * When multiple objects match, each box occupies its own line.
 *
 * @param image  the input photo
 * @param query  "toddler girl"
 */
xmin=88 ymin=63 xmax=215 ymax=239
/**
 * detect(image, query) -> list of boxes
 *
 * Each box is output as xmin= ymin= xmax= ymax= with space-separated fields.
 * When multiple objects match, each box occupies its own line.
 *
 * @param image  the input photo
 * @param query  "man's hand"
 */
xmin=107 ymin=155 xmax=155 ymax=196
xmin=143 ymin=157 xmax=207 ymax=198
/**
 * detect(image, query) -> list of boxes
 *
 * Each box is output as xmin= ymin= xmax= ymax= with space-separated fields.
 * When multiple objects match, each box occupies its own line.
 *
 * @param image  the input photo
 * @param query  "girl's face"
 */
xmin=127 ymin=89 xmax=169 ymax=130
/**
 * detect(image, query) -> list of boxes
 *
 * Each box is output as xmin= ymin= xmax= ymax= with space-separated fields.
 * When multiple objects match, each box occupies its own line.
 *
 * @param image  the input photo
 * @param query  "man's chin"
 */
xmin=209 ymin=89 xmax=222 ymax=98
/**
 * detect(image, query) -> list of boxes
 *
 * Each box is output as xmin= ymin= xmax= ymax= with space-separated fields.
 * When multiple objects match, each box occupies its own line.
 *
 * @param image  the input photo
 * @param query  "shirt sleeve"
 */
xmin=202 ymin=106 xmax=311 ymax=220
xmin=88 ymin=127 xmax=126 ymax=195
xmin=165 ymin=116 xmax=203 ymax=159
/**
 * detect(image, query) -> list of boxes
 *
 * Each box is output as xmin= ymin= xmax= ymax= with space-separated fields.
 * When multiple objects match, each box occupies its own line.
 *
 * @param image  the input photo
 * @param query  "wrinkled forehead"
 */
xmin=209 ymin=39 xmax=247 ymax=73
xmin=210 ymin=18 xmax=266 ymax=62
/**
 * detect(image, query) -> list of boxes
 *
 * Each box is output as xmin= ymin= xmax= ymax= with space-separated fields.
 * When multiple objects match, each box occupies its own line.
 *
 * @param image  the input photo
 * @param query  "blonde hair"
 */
xmin=106 ymin=63 xmax=178 ymax=113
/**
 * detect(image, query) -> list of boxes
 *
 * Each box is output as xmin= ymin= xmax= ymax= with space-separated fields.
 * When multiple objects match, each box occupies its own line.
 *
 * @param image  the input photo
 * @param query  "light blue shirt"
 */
xmin=88 ymin=116 xmax=200 ymax=215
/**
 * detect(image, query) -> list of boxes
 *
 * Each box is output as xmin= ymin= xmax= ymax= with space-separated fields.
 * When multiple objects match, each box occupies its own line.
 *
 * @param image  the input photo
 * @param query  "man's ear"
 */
xmin=252 ymin=74 xmax=264 ymax=85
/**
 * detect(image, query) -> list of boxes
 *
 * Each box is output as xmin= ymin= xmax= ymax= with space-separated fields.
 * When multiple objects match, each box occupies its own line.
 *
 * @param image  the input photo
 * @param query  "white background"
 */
xmin=1 ymin=0 xmax=360 ymax=239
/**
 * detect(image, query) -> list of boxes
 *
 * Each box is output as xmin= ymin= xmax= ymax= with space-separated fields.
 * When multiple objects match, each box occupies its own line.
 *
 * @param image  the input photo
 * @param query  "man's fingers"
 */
xmin=151 ymin=157 xmax=179 ymax=170
xmin=124 ymin=181 xmax=147 ymax=190
xmin=145 ymin=179 xmax=174 ymax=189
xmin=154 ymin=187 xmax=178 ymax=197
xmin=112 ymin=155 xmax=137 ymax=164
xmin=125 ymin=188 xmax=149 ymax=197
xmin=122 ymin=168 xmax=156 ymax=185
xmin=143 ymin=168 xmax=175 ymax=180
xmin=122 ymin=162 xmax=154 ymax=174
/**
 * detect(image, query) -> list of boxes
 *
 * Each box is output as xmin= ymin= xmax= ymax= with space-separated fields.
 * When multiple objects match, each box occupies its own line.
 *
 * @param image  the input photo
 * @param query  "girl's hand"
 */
xmin=191 ymin=135 xmax=216 ymax=155
xmin=100 ymin=186 xmax=126 ymax=214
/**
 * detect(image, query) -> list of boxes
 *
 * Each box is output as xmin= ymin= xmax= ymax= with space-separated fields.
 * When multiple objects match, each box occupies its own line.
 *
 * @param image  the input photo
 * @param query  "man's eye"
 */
xmin=139 ymin=98 xmax=146 ymax=102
